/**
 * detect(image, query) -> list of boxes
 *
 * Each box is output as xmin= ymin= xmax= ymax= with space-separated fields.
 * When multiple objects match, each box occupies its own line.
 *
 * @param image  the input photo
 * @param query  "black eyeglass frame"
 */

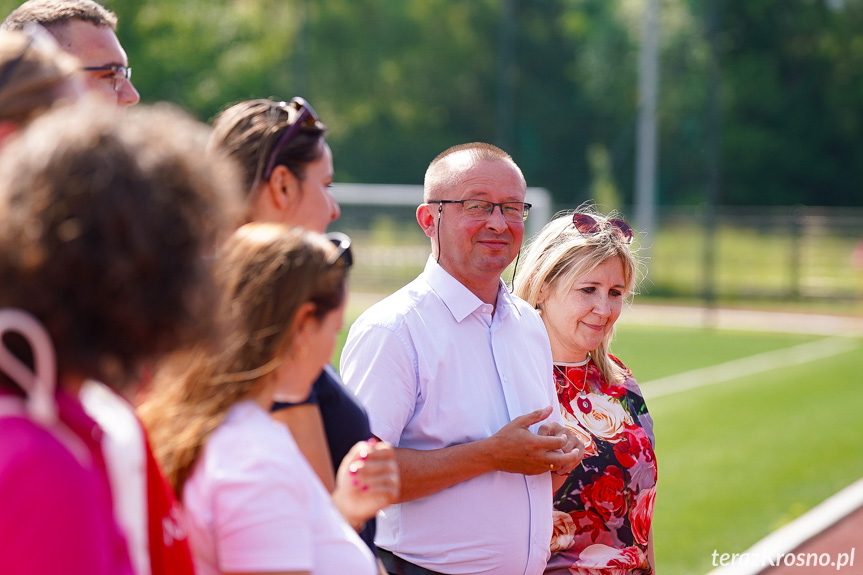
xmin=262 ymin=97 xmax=320 ymax=182
xmin=325 ymin=231 xmax=353 ymax=268
xmin=81 ymin=65 xmax=131 ymax=93
xmin=427 ymin=199 xmax=532 ymax=222
xmin=571 ymin=213 xmax=634 ymax=244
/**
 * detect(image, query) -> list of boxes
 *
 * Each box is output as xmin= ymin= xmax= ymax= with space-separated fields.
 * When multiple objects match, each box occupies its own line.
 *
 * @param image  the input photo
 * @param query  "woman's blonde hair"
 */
xmin=513 ymin=206 xmax=643 ymax=383
xmin=140 ymin=223 xmax=348 ymax=496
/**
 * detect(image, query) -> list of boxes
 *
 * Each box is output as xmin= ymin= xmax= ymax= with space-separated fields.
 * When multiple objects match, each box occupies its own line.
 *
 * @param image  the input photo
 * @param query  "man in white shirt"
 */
xmin=341 ymin=142 xmax=584 ymax=575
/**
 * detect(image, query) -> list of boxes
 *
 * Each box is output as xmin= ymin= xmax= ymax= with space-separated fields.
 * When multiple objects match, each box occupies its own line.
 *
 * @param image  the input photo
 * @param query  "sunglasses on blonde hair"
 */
xmin=571 ymin=213 xmax=633 ymax=244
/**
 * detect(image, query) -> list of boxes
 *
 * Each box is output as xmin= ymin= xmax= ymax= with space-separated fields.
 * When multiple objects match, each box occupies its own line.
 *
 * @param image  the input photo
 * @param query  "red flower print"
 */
xmin=639 ymin=432 xmax=655 ymax=466
xmin=565 ymin=366 xmax=590 ymax=393
xmin=570 ymin=510 xmax=615 ymax=548
xmin=607 ymin=545 xmax=643 ymax=569
xmin=581 ymin=465 xmax=627 ymax=522
xmin=598 ymin=378 xmax=627 ymax=398
xmin=630 ymin=486 xmax=656 ymax=546
xmin=613 ymin=429 xmax=643 ymax=468
xmin=555 ymin=370 xmax=579 ymax=418
xmin=584 ymin=364 xmax=603 ymax=389
xmin=576 ymin=544 xmax=644 ymax=571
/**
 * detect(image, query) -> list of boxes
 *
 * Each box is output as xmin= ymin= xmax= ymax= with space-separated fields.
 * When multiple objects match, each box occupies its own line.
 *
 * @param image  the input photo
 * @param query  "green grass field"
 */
xmin=336 ymin=298 xmax=863 ymax=575
xmin=611 ymin=325 xmax=863 ymax=574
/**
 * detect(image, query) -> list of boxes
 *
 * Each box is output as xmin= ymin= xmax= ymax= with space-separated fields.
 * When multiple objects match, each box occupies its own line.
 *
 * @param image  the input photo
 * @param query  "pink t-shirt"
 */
xmin=0 ymin=390 xmax=134 ymax=575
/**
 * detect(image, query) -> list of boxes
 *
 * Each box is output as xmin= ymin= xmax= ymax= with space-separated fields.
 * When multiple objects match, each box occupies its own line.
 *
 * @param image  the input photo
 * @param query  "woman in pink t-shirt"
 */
xmin=142 ymin=224 xmax=393 ymax=575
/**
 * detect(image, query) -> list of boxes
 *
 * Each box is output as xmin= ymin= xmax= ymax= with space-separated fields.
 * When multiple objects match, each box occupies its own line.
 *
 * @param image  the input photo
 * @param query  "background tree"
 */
xmin=2 ymin=0 xmax=860 ymax=207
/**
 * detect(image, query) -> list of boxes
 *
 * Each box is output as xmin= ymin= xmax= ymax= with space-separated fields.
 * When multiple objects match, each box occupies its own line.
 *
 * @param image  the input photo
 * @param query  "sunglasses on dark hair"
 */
xmin=571 ymin=213 xmax=633 ymax=244
xmin=325 ymin=231 xmax=353 ymax=268
xmin=262 ymin=97 xmax=320 ymax=181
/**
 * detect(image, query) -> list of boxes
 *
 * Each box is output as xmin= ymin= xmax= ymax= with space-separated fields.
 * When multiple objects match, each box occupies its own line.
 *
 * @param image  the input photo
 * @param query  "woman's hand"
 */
xmin=332 ymin=438 xmax=400 ymax=531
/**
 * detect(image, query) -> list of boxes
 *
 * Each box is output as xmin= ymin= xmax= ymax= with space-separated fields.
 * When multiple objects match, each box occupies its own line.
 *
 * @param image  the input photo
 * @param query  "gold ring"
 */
xmin=549 ymin=463 xmax=554 ymax=471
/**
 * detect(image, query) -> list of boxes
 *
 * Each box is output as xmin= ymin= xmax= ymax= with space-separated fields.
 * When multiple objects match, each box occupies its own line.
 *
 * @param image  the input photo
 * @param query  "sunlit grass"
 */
xmin=602 ymin=324 xmax=863 ymax=573
xmin=646 ymin=344 xmax=863 ymax=575
xmin=611 ymin=324 xmax=822 ymax=382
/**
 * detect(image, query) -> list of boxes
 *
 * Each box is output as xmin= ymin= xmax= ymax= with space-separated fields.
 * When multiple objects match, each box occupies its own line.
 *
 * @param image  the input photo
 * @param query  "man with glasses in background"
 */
xmin=341 ymin=142 xmax=585 ymax=575
xmin=2 ymin=0 xmax=140 ymax=107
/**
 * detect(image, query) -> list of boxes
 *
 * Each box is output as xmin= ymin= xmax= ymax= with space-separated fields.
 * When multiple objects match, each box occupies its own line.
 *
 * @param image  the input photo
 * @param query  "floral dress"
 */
xmin=545 ymin=356 xmax=657 ymax=575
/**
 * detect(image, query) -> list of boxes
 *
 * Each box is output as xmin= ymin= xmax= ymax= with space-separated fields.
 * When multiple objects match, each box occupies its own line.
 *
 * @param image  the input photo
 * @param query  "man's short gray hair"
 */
xmin=1 ymin=0 xmax=118 ymax=32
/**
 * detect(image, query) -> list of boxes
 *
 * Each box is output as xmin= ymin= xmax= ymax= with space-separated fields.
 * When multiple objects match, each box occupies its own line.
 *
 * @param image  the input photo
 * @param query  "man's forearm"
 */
xmin=393 ymin=440 xmax=495 ymax=502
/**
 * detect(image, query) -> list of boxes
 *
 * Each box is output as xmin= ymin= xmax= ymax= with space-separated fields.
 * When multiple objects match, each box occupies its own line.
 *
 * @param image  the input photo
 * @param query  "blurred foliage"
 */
xmin=2 ymin=0 xmax=861 ymax=207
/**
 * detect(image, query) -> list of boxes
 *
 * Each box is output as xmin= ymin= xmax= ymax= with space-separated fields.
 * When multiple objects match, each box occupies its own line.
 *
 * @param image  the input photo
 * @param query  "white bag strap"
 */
xmin=0 ymin=308 xmax=57 ymax=425
xmin=0 ymin=308 xmax=92 ymax=465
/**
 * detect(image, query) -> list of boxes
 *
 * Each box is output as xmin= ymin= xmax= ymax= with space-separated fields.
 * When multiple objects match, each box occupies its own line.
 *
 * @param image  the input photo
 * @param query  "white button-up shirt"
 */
xmin=341 ymin=257 xmax=560 ymax=575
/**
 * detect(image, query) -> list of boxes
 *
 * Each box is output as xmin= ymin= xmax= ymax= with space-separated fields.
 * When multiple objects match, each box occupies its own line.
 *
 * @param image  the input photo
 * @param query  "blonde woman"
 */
xmin=141 ymin=224 xmax=392 ymax=575
xmin=514 ymin=209 xmax=657 ymax=575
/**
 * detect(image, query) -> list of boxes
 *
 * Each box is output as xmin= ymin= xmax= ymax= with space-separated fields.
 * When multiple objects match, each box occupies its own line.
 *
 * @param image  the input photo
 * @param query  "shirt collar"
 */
xmin=422 ymin=256 xmax=522 ymax=323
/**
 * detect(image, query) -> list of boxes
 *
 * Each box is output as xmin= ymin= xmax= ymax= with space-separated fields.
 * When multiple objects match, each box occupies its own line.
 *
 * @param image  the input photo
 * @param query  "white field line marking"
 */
xmin=704 ymin=476 xmax=863 ymax=575
xmin=642 ymin=335 xmax=861 ymax=400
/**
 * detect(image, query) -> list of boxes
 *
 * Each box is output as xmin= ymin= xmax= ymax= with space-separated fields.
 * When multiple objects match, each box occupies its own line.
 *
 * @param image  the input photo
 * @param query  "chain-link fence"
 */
xmin=645 ymin=206 xmax=863 ymax=304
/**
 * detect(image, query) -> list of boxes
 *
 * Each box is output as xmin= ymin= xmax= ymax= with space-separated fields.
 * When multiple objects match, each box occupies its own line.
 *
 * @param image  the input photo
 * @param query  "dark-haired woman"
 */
xmin=208 ymin=97 xmax=395 ymax=553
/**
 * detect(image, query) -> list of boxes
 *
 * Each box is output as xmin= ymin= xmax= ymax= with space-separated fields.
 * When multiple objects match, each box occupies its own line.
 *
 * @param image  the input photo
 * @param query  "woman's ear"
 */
xmin=536 ymin=281 xmax=549 ymax=308
xmin=288 ymin=301 xmax=319 ymax=354
xmin=264 ymin=165 xmax=299 ymax=212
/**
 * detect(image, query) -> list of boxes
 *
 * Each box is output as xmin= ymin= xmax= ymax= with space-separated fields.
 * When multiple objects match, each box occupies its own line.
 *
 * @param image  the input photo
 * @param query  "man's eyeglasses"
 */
xmin=571 ymin=213 xmax=633 ymax=244
xmin=428 ymin=199 xmax=532 ymax=223
xmin=262 ymin=97 xmax=321 ymax=181
xmin=325 ymin=231 xmax=353 ymax=268
xmin=81 ymin=65 xmax=131 ymax=93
